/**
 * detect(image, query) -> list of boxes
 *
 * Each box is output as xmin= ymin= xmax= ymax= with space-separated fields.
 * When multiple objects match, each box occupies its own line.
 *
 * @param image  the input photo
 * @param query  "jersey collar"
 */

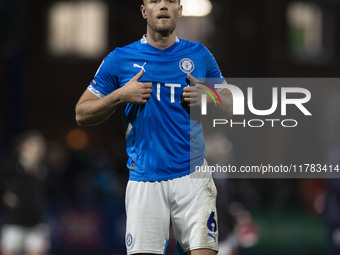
xmin=140 ymin=34 xmax=180 ymax=44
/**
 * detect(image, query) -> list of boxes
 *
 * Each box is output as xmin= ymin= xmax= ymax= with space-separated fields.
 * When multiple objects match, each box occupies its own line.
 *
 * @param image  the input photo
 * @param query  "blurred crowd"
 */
xmin=0 ymin=129 xmax=339 ymax=255
xmin=0 ymin=130 xmax=128 ymax=254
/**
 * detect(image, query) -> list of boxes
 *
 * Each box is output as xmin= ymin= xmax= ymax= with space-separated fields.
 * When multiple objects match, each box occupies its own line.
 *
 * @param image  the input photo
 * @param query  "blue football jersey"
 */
xmin=88 ymin=35 xmax=223 ymax=181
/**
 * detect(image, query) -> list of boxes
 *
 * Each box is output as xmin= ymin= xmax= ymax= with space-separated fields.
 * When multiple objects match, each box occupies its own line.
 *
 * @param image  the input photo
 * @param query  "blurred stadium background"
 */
xmin=1 ymin=0 xmax=340 ymax=254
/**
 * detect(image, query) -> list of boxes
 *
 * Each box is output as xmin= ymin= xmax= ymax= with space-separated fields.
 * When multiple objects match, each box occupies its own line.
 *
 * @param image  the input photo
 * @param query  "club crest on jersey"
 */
xmin=126 ymin=233 xmax=133 ymax=247
xmin=179 ymin=58 xmax=195 ymax=73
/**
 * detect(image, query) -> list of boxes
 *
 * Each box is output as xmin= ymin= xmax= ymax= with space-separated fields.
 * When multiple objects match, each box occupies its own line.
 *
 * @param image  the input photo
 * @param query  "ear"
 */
xmin=140 ymin=5 xmax=147 ymax=19
xmin=178 ymin=4 xmax=183 ymax=18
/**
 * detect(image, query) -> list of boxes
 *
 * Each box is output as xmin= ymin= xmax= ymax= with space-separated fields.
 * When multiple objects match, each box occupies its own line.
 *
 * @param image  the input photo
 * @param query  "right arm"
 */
xmin=75 ymin=70 xmax=152 ymax=127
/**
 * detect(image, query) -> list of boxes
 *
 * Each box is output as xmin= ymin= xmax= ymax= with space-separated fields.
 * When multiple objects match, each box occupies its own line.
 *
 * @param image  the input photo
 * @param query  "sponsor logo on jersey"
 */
xmin=179 ymin=58 xmax=195 ymax=73
xmin=133 ymin=62 xmax=147 ymax=72
xmin=208 ymin=232 xmax=216 ymax=242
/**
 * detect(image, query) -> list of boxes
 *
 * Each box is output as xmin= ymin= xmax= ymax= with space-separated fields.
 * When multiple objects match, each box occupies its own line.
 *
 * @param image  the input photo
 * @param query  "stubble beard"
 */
xmin=148 ymin=19 xmax=177 ymax=37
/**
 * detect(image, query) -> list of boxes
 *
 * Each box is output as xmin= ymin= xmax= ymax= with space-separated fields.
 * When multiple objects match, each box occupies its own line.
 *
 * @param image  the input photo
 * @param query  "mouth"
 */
xmin=157 ymin=14 xmax=170 ymax=20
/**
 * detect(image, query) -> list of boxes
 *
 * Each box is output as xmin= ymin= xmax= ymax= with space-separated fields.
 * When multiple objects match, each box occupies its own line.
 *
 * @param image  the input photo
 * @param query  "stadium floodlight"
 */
xmin=181 ymin=0 xmax=213 ymax=17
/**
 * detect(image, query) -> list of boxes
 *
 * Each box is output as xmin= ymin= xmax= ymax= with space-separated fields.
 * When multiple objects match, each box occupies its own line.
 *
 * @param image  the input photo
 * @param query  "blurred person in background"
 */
xmin=205 ymin=132 xmax=259 ymax=255
xmin=0 ymin=130 xmax=50 ymax=255
xmin=324 ymin=131 xmax=340 ymax=255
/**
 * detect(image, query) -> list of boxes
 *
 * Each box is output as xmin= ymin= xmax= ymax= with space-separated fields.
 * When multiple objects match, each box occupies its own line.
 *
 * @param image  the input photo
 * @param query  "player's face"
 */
xmin=141 ymin=0 xmax=182 ymax=36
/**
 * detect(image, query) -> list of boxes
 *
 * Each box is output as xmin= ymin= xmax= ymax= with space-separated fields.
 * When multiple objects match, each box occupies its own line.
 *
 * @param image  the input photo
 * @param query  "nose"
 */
xmin=159 ymin=0 xmax=169 ymax=9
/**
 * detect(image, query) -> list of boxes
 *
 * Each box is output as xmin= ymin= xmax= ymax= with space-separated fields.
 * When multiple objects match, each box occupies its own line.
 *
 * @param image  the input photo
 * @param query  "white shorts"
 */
xmin=0 ymin=224 xmax=50 ymax=253
xmin=125 ymin=170 xmax=218 ymax=254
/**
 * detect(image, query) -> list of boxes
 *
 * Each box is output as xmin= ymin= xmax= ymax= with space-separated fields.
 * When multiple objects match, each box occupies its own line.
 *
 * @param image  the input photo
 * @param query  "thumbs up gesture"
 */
xmin=119 ymin=70 xmax=152 ymax=104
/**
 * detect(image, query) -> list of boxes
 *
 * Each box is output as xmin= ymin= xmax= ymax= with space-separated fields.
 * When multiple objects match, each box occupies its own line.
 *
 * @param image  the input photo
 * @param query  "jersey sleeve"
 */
xmin=204 ymin=46 xmax=224 ymax=80
xmin=87 ymin=51 xmax=119 ymax=98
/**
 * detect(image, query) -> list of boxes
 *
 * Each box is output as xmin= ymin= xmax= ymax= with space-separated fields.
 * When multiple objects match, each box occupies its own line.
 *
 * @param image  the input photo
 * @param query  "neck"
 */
xmin=145 ymin=28 xmax=177 ymax=50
